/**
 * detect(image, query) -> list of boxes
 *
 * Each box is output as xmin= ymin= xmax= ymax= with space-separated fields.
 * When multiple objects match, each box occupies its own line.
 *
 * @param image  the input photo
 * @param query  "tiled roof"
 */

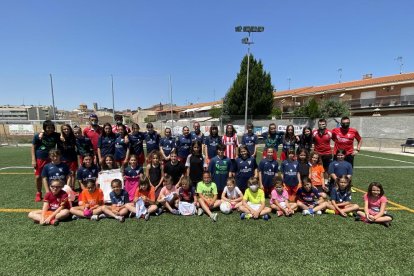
xmin=155 ymin=100 xmax=223 ymax=113
xmin=274 ymin=72 xmax=414 ymax=98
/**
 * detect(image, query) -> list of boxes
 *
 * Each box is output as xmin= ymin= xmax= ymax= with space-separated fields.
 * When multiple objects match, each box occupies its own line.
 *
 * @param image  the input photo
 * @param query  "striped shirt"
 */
xmin=222 ymin=134 xmax=239 ymax=159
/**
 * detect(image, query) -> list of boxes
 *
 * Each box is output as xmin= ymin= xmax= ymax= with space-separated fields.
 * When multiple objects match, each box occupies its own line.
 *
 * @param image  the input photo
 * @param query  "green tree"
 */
xmin=209 ymin=106 xmax=222 ymax=118
xmin=223 ymin=54 xmax=274 ymax=116
xmin=320 ymin=100 xmax=350 ymax=118
xmin=293 ymin=98 xmax=320 ymax=118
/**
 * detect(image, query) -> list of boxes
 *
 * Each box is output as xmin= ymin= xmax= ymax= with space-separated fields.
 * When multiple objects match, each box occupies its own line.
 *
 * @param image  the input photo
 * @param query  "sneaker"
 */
xmin=240 ymin=213 xmax=246 ymax=220
xmin=263 ymin=214 xmax=269 ymax=221
xmin=197 ymin=208 xmax=204 ymax=216
xmin=156 ymin=208 xmax=163 ymax=216
xmin=50 ymin=219 xmax=59 ymax=226
xmin=351 ymin=187 xmax=356 ymax=193
xmin=171 ymin=209 xmax=180 ymax=215
xmin=308 ymin=208 xmax=314 ymax=215
xmin=35 ymin=192 xmax=42 ymax=202
xmin=144 ymin=213 xmax=150 ymax=221
xmin=325 ymin=209 xmax=335 ymax=215
xmin=348 ymin=212 xmax=355 ymax=217
xmin=383 ymin=221 xmax=391 ymax=228
xmin=316 ymin=211 xmax=322 ymax=215
xmin=98 ymin=214 xmax=107 ymax=220
xmin=245 ymin=213 xmax=252 ymax=219
xmin=116 ymin=216 xmax=125 ymax=222
xmin=277 ymin=210 xmax=284 ymax=217
xmin=302 ymin=210 xmax=310 ymax=216
xmin=72 ymin=215 xmax=79 ymax=220
xmin=91 ymin=215 xmax=99 ymax=221
xmin=210 ymin=213 xmax=218 ymax=222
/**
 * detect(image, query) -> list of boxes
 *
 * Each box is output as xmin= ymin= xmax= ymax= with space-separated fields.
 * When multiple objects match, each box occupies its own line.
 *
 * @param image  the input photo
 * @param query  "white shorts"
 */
xmin=278 ymin=201 xmax=287 ymax=209
xmin=247 ymin=202 xmax=261 ymax=211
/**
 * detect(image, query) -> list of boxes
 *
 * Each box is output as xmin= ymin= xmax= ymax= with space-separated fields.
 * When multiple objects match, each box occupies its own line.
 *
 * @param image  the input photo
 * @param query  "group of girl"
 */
xmin=30 ymin=120 xmax=393 ymax=227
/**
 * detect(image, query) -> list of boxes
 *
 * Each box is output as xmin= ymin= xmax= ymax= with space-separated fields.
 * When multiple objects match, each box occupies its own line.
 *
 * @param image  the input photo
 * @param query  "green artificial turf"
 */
xmin=0 ymin=146 xmax=413 ymax=275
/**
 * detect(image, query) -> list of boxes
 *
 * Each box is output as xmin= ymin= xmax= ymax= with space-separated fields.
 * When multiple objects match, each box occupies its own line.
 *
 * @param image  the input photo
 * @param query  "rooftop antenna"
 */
xmin=395 ymin=56 xmax=403 ymax=74
xmin=337 ymin=68 xmax=343 ymax=83
xmin=287 ymin=77 xmax=291 ymax=90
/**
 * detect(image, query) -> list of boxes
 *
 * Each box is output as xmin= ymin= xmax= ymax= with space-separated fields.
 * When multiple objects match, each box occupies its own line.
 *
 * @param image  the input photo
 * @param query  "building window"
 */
xmin=360 ymin=91 xmax=376 ymax=107
xmin=401 ymin=87 xmax=414 ymax=105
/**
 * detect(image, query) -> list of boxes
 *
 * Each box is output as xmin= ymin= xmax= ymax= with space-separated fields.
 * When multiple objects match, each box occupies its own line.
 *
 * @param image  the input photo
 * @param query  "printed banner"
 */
xmin=97 ymin=169 xmax=124 ymax=203
xmin=9 ymin=124 xmax=34 ymax=136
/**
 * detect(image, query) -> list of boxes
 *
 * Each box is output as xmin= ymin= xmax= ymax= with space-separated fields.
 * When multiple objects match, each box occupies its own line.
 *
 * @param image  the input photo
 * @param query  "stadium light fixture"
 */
xmin=235 ymin=25 xmax=264 ymax=129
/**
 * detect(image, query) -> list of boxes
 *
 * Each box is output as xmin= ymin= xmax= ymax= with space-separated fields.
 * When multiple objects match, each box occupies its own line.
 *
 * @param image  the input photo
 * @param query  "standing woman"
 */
xmin=175 ymin=126 xmax=192 ymax=165
xmin=114 ymin=124 xmax=130 ymax=168
xmin=185 ymin=141 xmax=207 ymax=187
xmin=296 ymin=127 xmax=313 ymax=154
xmin=203 ymin=124 xmax=221 ymax=163
xmin=144 ymin=123 xmax=161 ymax=156
xmin=222 ymin=124 xmax=239 ymax=168
xmin=58 ymin=124 xmax=78 ymax=189
xmin=159 ymin=127 xmax=176 ymax=164
xmin=97 ymin=123 xmax=116 ymax=166
xmin=129 ymin=123 xmax=146 ymax=166
xmin=280 ymin=125 xmax=299 ymax=161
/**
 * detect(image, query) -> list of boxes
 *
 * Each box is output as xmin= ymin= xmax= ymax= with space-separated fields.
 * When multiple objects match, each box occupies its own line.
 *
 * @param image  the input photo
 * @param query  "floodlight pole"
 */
xmin=245 ymin=38 xmax=251 ymax=129
xmin=49 ymin=74 xmax=56 ymax=120
xmin=169 ymin=74 xmax=174 ymax=129
xmin=111 ymin=75 xmax=115 ymax=123
xmin=235 ymin=26 xmax=264 ymax=129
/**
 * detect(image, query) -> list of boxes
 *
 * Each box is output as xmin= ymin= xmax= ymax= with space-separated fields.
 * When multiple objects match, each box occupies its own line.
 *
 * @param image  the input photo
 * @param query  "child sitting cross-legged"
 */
xmin=101 ymin=178 xmax=130 ymax=222
xmin=70 ymin=180 xmax=104 ymax=221
xmin=239 ymin=177 xmax=272 ymax=221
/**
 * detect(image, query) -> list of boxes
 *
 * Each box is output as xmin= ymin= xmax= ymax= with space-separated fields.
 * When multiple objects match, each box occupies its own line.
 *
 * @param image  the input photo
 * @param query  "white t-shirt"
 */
xmin=223 ymin=186 xmax=242 ymax=200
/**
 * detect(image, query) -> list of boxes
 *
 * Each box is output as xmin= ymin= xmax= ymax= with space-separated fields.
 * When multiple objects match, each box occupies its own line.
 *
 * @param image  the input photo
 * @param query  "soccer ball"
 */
xmin=220 ymin=201 xmax=232 ymax=214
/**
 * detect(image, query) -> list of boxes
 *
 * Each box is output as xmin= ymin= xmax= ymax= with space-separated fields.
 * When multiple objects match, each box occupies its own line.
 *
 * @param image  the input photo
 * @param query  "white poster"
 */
xmin=277 ymin=125 xmax=305 ymax=135
xmin=233 ymin=125 xmax=245 ymax=134
xmin=9 ymin=124 xmax=34 ymax=136
xmin=97 ymin=169 xmax=124 ymax=203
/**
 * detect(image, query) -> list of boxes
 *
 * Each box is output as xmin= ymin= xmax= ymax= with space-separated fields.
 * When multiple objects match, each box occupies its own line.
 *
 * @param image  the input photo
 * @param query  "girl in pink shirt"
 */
xmin=270 ymin=176 xmax=297 ymax=217
xmin=157 ymin=175 xmax=179 ymax=215
xmin=356 ymin=182 xmax=393 ymax=227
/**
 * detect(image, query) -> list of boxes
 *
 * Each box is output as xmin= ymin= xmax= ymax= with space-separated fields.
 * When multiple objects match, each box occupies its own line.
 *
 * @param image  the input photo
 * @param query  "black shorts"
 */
xmin=321 ymin=154 xmax=332 ymax=171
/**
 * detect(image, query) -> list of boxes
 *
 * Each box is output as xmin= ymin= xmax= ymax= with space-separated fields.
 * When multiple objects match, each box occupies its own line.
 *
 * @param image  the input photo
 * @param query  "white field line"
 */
xmin=355 ymin=166 xmax=414 ymax=169
xmin=0 ymin=166 xmax=32 ymax=171
xmin=358 ymin=154 xmax=414 ymax=165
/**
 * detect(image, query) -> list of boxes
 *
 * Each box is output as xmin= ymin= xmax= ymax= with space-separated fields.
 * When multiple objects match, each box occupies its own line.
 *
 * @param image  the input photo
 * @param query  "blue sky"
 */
xmin=1 ymin=0 xmax=413 ymax=111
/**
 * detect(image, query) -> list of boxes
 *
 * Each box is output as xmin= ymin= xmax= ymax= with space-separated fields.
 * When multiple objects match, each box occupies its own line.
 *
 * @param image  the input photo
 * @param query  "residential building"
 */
xmin=273 ymin=72 xmax=414 ymax=116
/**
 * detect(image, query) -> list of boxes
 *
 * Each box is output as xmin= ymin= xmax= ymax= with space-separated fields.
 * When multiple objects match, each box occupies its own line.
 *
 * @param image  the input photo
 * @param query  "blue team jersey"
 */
xmin=160 ymin=136 xmax=176 ymax=157
xmin=176 ymin=134 xmax=192 ymax=159
xmin=41 ymin=162 xmax=70 ymax=185
xmin=32 ymin=132 xmax=60 ymax=160
xmin=241 ymin=133 xmax=258 ymax=155
xmin=145 ymin=132 xmax=160 ymax=154
xmin=75 ymin=137 xmax=94 ymax=157
xmin=234 ymin=157 xmax=257 ymax=191
xmin=76 ymin=165 xmax=99 ymax=183
xmin=282 ymin=136 xmax=297 ymax=153
xmin=297 ymin=187 xmax=320 ymax=204
xmin=208 ymin=155 xmax=232 ymax=191
xmin=190 ymin=131 xmax=204 ymax=143
xmin=204 ymin=135 xmax=221 ymax=159
xmin=258 ymin=159 xmax=279 ymax=188
xmin=98 ymin=135 xmax=116 ymax=157
xmin=114 ymin=134 xmax=128 ymax=160
xmin=328 ymin=161 xmax=353 ymax=178
xmin=109 ymin=189 xmax=130 ymax=206
xmin=129 ymin=132 xmax=145 ymax=155
xmin=330 ymin=188 xmax=352 ymax=203
xmin=262 ymin=131 xmax=284 ymax=151
xmin=281 ymin=160 xmax=299 ymax=187
xmin=123 ymin=165 xmax=143 ymax=177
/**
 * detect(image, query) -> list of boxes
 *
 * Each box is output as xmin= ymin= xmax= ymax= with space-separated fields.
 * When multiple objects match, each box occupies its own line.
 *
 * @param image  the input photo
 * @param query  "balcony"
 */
xmin=345 ymin=95 xmax=414 ymax=109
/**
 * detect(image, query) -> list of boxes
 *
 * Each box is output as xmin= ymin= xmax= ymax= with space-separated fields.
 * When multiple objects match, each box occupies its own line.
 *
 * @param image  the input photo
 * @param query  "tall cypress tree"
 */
xmin=223 ymin=54 xmax=274 ymax=116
